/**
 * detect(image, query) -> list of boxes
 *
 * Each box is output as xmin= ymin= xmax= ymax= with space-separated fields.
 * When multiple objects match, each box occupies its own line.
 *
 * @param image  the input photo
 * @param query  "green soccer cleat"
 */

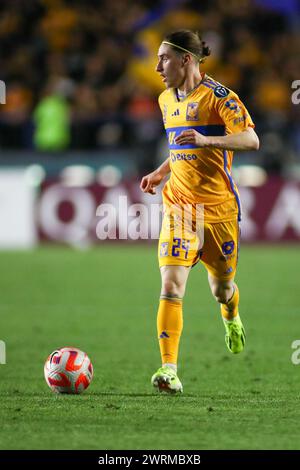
xmin=151 ymin=366 xmax=183 ymax=394
xmin=223 ymin=315 xmax=246 ymax=354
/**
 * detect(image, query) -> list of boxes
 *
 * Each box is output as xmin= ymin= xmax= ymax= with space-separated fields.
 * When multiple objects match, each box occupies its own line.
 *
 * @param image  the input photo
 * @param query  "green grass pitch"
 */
xmin=0 ymin=244 xmax=299 ymax=450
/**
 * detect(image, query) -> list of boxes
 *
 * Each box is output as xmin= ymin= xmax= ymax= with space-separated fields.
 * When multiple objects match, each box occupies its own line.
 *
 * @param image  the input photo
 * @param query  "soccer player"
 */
xmin=140 ymin=30 xmax=259 ymax=393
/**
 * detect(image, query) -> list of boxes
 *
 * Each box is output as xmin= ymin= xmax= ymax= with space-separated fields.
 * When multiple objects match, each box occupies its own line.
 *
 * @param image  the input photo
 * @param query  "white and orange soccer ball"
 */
xmin=44 ymin=347 xmax=93 ymax=394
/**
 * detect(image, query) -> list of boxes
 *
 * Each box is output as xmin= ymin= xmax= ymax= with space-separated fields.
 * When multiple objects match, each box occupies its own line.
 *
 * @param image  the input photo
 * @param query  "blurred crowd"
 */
xmin=0 ymin=0 xmax=299 ymax=172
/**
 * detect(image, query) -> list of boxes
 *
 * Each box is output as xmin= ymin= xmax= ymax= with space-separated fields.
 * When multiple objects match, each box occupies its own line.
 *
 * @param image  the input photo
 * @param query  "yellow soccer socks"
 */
xmin=220 ymin=284 xmax=245 ymax=353
xmin=157 ymin=297 xmax=183 ymax=369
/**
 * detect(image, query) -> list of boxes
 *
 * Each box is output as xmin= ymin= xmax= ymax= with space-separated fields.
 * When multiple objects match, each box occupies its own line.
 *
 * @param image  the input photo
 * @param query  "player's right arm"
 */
xmin=140 ymin=157 xmax=170 ymax=195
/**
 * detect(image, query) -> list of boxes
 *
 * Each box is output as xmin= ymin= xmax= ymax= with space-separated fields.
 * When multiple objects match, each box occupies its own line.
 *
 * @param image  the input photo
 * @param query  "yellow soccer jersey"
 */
xmin=158 ymin=73 xmax=255 ymax=222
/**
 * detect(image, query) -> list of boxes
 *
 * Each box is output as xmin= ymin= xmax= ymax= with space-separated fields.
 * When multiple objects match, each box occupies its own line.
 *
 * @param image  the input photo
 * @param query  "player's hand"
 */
xmin=175 ymin=129 xmax=209 ymax=147
xmin=140 ymin=171 xmax=163 ymax=195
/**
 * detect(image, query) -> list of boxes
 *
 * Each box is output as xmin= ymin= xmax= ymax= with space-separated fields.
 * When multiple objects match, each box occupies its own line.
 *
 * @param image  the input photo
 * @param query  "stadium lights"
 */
xmin=232 ymin=165 xmax=267 ymax=187
xmin=97 ymin=165 xmax=122 ymax=187
xmin=60 ymin=165 xmax=95 ymax=187
xmin=24 ymin=164 xmax=46 ymax=187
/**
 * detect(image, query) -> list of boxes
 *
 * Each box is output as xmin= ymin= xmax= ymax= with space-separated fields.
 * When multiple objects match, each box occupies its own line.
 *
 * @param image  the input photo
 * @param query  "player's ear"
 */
xmin=182 ymin=54 xmax=191 ymax=66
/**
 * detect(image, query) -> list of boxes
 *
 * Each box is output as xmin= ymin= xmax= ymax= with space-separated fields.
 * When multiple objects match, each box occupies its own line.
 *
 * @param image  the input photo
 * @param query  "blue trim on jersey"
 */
xmin=223 ymin=150 xmax=241 ymax=221
xmin=166 ymin=125 xmax=225 ymax=149
xmin=205 ymin=77 xmax=219 ymax=86
xmin=202 ymin=82 xmax=215 ymax=90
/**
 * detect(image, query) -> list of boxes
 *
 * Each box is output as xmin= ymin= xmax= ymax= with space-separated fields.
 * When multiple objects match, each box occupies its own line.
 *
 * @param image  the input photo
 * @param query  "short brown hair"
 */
xmin=163 ymin=30 xmax=211 ymax=63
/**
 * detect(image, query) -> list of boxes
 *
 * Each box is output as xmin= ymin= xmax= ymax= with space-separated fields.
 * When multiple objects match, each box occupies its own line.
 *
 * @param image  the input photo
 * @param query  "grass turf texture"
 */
xmin=0 ymin=245 xmax=299 ymax=450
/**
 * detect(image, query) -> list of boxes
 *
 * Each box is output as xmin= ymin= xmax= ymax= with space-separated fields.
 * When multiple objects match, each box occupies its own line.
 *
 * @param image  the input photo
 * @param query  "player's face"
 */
xmin=156 ymin=43 xmax=185 ymax=89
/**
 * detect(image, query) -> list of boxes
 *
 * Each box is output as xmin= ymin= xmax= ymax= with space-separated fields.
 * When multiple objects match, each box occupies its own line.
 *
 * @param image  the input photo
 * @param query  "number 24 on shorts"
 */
xmin=172 ymin=238 xmax=190 ymax=259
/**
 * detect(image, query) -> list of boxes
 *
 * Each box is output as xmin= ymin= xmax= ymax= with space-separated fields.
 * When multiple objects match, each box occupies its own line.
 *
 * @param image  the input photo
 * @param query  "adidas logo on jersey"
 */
xmin=171 ymin=109 xmax=180 ymax=116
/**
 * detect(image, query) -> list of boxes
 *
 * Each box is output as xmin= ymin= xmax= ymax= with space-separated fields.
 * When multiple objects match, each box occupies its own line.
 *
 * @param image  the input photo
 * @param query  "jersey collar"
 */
xmin=173 ymin=72 xmax=206 ymax=103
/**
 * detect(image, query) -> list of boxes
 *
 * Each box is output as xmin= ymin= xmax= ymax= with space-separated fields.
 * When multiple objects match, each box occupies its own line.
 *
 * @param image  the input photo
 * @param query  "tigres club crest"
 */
xmin=186 ymin=102 xmax=199 ymax=121
xmin=160 ymin=242 xmax=169 ymax=257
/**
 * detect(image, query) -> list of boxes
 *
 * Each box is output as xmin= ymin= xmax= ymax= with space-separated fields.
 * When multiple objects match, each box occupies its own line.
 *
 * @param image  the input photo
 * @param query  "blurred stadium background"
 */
xmin=1 ymin=0 xmax=300 ymax=452
xmin=0 ymin=0 xmax=299 ymax=248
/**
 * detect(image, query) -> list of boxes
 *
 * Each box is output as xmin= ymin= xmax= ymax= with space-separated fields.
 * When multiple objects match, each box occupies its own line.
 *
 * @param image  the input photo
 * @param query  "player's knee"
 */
xmin=215 ymin=293 xmax=228 ymax=304
xmin=161 ymin=279 xmax=183 ymax=298
xmin=211 ymin=283 xmax=232 ymax=304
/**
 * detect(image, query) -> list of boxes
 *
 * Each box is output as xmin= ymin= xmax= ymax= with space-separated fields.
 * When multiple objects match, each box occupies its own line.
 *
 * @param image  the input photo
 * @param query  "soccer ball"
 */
xmin=44 ymin=347 xmax=93 ymax=394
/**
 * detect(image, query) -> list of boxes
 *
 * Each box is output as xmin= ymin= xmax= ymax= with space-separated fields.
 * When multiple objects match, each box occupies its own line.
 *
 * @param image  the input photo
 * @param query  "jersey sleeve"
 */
xmin=215 ymin=91 xmax=255 ymax=134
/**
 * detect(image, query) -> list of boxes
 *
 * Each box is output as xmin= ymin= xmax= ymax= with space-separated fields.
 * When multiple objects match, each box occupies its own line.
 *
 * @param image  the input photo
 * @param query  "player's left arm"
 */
xmin=175 ymin=127 xmax=259 ymax=151
xmin=175 ymin=90 xmax=259 ymax=151
xmin=208 ymin=127 xmax=259 ymax=150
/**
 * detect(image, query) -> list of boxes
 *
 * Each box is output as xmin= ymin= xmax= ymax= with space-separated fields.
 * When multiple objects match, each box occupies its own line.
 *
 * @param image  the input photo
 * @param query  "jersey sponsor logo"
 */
xmin=171 ymin=109 xmax=180 ymax=116
xmin=170 ymin=152 xmax=197 ymax=162
xmin=214 ymin=85 xmax=229 ymax=98
xmin=233 ymin=115 xmax=247 ymax=125
xmin=186 ymin=102 xmax=199 ymax=121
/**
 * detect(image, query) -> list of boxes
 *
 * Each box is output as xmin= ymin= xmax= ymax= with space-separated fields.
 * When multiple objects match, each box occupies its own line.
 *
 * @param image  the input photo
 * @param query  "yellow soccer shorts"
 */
xmin=158 ymin=211 xmax=240 ymax=281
